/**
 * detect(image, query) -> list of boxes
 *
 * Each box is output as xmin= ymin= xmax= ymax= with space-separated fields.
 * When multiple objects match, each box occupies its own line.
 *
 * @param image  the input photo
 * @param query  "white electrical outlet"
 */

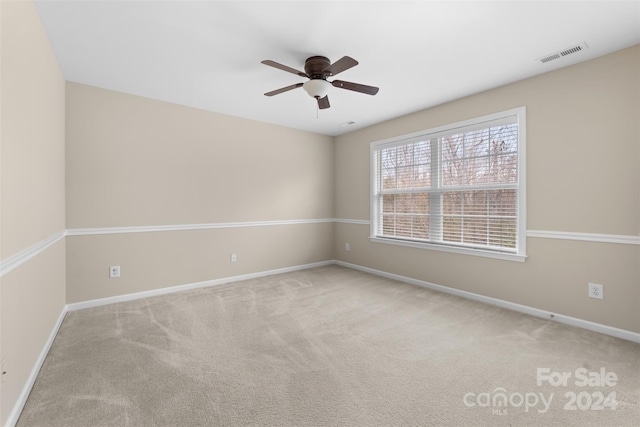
xmin=588 ymin=283 xmax=604 ymax=299
xmin=345 ymin=243 xmax=350 ymax=251
xmin=230 ymin=253 xmax=237 ymax=263
xmin=109 ymin=265 xmax=121 ymax=278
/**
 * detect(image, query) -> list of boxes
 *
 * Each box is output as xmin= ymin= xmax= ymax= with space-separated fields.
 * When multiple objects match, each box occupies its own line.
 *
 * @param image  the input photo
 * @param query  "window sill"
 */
xmin=369 ymin=236 xmax=527 ymax=262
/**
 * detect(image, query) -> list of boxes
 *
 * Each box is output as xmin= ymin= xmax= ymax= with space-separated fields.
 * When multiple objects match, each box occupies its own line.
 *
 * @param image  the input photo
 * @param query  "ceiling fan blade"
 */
xmin=331 ymin=80 xmax=379 ymax=95
xmin=317 ymin=95 xmax=330 ymax=109
xmin=264 ymin=82 xmax=304 ymax=96
xmin=322 ymin=56 xmax=358 ymax=76
xmin=261 ymin=60 xmax=308 ymax=77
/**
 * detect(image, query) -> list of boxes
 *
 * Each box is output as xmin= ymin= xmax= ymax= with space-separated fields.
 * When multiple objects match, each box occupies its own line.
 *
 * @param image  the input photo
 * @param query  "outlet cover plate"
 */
xmin=588 ymin=283 xmax=603 ymax=299
xmin=109 ymin=265 xmax=121 ymax=278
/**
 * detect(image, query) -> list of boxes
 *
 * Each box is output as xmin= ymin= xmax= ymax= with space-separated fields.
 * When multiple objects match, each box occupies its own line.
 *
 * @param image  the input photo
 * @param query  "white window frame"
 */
xmin=370 ymin=107 xmax=527 ymax=262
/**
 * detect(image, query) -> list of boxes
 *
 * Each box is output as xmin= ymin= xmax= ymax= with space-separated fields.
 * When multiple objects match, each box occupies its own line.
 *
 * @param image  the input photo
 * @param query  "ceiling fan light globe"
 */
xmin=303 ymin=79 xmax=330 ymax=99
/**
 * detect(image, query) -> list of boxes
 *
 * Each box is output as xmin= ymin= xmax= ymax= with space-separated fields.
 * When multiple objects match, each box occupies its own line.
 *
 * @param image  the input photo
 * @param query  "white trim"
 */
xmin=68 ymin=259 xmax=640 ymax=343
xmin=1 ymin=224 xmax=636 ymax=278
xmin=369 ymin=107 xmax=528 ymax=260
xmin=333 ymin=220 xmax=639 ymax=246
xmin=6 ymin=261 xmax=334 ymax=426
xmin=335 ymin=260 xmax=640 ymax=344
xmin=66 ymin=218 xmax=334 ymax=236
xmin=369 ymin=108 xmax=525 ymax=148
xmin=369 ymin=236 xmax=527 ymax=262
xmin=4 ymin=306 xmax=68 ymax=427
xmin=527 ymin=230 xmax=640 ymax=245
xmin=516 ymin=107 xmax=527 ymax=257
xmin=0 ymin=220 xmax=334 ymax=276
xmin=66 ymin=260 xmax=334 ymax=311
xmin=5 ymin=259 xmax=639 ymax=426
xmin=333 ymin=218 xmax=370 ymax=225
xmin=0 ymin=231 xmax=65 ymax=277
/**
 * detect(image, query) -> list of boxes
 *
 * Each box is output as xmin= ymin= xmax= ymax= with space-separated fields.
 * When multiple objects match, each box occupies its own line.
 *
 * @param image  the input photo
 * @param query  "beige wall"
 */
xmin=65 ymin=83 xmax=335 ymax=302
xmin=1 ymin=3 xmax=638 ymax=421
xmin=66 ymin=83 xmax=334 ymax=227
xmin=66 ymin=224 xmax=333 ymax=303
xmin=334 ymin=45 xmax=640 ymax=333
xmin=0 ymin=0 xmax=66 ymax=423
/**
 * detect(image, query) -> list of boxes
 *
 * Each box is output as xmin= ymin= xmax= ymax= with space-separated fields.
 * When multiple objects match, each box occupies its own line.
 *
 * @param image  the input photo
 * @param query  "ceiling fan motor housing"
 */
xmin=304 ymin=56 xmax=332 ymax=79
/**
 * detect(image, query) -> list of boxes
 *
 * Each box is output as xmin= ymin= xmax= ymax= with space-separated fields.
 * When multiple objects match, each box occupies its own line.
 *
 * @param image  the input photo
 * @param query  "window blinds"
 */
xmin=372 ymin=113 xmax=521 ymax=254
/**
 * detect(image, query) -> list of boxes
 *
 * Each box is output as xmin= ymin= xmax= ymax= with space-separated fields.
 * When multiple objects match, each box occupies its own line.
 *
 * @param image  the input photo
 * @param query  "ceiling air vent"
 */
xmin=539 ymin=43 xmax=588 ymax=64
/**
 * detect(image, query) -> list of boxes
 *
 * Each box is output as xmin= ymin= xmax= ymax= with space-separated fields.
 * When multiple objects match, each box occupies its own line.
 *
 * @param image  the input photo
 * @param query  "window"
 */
xmin=370 ymin=107 xmax=526 ymax=261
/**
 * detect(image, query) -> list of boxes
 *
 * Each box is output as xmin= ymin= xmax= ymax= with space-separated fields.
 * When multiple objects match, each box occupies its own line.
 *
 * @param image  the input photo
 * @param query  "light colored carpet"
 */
xmin=17 ymin=265 xmax=640 ymax=426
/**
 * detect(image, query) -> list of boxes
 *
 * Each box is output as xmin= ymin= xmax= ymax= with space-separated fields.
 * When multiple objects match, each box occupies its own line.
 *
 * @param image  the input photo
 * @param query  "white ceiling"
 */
xmin=34 ymin=1 xmax=640 ymax=136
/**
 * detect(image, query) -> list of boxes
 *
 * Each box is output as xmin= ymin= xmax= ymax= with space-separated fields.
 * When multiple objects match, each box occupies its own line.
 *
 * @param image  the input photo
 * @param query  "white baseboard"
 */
xmin=334 ymin=260 xmax=640 ymax=344
xmin=67 ymin=260 xmax=334 ymax=311
xmin=7 ymin=261 xmax=333 ymax=426
xmin=68 ymin=258 xmax=640 ymax=343
xmin=7 ymin=259 xmax=638 ymax=427
xmin=4 ymin=306 xmax=68 ymax=427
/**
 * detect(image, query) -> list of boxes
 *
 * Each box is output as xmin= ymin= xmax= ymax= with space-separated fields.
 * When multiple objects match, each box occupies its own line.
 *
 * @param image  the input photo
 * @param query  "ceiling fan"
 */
xmin=261 ymin=56 xmax=379 ymax=109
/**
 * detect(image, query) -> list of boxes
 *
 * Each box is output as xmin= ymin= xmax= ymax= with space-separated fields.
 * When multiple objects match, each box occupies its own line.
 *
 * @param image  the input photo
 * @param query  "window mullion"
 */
xmin=429 ymin=138 xmax=442 ymax=241
xmin=370 ymin=106 xmax=525 ymax=260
